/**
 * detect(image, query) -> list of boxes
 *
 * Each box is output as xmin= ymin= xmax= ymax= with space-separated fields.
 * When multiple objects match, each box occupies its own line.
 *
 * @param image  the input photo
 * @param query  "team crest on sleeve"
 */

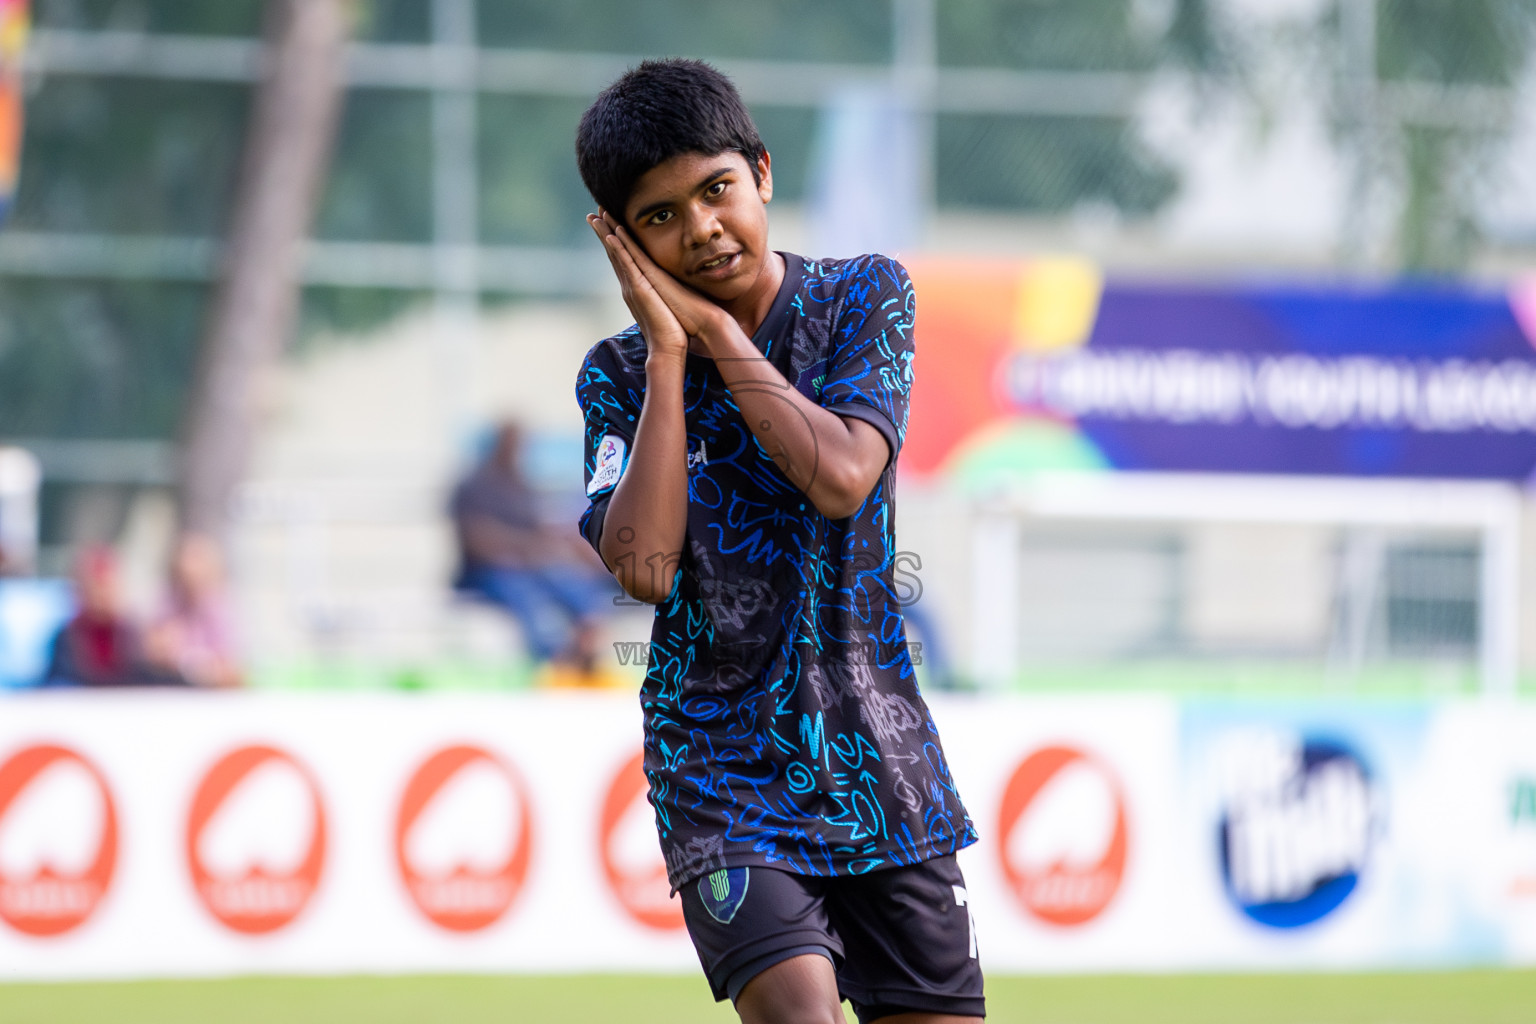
xmin=588 ymin=434 xmax=627 ymax=495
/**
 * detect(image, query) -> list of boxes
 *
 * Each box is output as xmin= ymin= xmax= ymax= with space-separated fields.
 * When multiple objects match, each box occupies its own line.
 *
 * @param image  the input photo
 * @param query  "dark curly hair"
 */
xmin=575 ymin=58 xmax=767 ymax=221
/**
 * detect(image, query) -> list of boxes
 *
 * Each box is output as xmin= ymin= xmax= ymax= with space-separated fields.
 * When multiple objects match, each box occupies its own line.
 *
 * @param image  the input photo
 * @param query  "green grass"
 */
xmin=1002 ymin=659 xmax=1488 ymax=698
xmin=246 ymin=659 xmax=539 ymax=693
xmin=1 ymin=971 xmax=1533 ymax=1024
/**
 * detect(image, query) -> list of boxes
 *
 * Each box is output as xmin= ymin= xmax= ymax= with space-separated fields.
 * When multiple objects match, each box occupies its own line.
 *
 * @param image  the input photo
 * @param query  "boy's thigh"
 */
xmin=678 ymin=866 xmax=844 ymax=1005
xmin=824 ymin=855 xmax=985 ymax=1023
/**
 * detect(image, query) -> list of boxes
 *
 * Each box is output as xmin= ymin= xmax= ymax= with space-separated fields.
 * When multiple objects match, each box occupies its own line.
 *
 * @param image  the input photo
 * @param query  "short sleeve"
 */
xmin=575 ymin=343 xmax=641 ymax=556
xmin=818 ymin=256 xmax=916 ymax=467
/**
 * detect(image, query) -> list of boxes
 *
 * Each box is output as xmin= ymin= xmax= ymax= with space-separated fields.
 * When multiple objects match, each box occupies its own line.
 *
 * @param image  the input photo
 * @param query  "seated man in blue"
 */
xmin=574 ymin=59 xmax=982 ymax=1024
xmin=451 ymin=420 xmax=611 ymax=680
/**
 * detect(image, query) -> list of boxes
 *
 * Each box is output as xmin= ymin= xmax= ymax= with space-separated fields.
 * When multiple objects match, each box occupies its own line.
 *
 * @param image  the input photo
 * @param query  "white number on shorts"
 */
xmin=953 ymin=885 xmax=978 ymax=959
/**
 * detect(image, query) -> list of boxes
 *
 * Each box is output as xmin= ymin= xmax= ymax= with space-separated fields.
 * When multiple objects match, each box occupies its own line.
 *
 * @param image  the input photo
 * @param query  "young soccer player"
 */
xmin=574 ymin=59 xmax=983 ymax=1024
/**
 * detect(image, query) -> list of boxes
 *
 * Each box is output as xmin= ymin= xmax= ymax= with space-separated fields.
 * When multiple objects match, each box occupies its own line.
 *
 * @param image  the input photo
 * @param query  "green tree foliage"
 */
xmin=1383 ymin=0 xmax=1536 ymax=272
xmin=1378 ymin=0 xmax=1535 ymax=85
xmin=477 ymin=95 xmax=598 ymax=248
xmin=2 ymin=0 xmax=432 ymax=442
xmin=3 ymin=70 xmax=246 ymax=440
xmin=1323 ymin=0 xmax=1536 ymax=272
xmin=0 ymin=279 xmax=203 ymax=437
xmin=2 ymin=0 xmax=1527 ymax=444
xmin=935 ymin=0 xmax=1231 ymax=213
xmin=938 ymin=0 xmax=1226 ymax=70
xmin=37 ymin=0 xmax=427 ymax=41
xmin=476 ymin=0 xmax=892 ymax=64
xmin=12 ymin=78 xmax=246 ymax=235
xmin=36 ymin=0 xmax=264 ymax=36
xmin=318 ymin=90 xmax=433 ymax=242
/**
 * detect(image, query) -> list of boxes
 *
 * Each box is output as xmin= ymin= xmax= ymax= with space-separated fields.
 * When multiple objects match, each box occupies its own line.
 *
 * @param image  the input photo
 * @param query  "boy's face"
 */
xmin=621 ymin=149 xmax=774 ymax=306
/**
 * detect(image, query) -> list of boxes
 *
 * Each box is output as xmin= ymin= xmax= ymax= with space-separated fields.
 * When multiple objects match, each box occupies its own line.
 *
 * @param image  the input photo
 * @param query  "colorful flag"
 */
xmin=0 ymin=0 xmax=28 ymax=226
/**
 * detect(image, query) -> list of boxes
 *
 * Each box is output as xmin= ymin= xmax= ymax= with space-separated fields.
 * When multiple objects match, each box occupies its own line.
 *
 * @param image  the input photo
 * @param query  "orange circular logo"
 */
xmin=0 ymin=744 xmax=118 ymax=937
xmin=395 ymin=745 xmax=534 ymax=932
xmin=997 ymin=745 xmax=1128 ymax=927
xmin=186 ymin=745 xmax=326 ymax=935
xmin=599 ymin=752 xmax=682 ymax=930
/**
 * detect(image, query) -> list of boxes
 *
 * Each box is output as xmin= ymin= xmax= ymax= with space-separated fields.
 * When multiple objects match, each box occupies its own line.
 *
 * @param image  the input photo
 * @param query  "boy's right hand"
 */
xmin=589 ymin=212 xmax=688 ymax=365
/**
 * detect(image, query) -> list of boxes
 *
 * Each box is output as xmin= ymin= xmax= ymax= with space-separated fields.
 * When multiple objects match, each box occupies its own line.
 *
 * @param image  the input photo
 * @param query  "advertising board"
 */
xmin=907 ymin=260 xmax=1536 ymax=484
xmin=0 ymin=692 xmax=1531 ymax=979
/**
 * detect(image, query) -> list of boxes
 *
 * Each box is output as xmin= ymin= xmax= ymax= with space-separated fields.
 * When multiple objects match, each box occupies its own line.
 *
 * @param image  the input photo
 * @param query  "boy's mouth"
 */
xmin=692 ymin=250 xmax=740 ymax=279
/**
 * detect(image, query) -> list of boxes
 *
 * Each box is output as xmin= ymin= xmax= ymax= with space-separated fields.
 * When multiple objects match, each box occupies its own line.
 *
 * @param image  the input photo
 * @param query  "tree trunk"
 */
xmin=177 ymin=0 xmax=351 ymax=539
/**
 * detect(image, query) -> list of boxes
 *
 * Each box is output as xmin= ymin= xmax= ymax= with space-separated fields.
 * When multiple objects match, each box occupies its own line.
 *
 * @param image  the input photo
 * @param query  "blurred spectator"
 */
xmin=451 ymin=421 xmax=615 ymax=684
xmin=144 ymin=533 xmax=243 ymax=688
xmin=42 ymin=545 xmax=175 ymax=687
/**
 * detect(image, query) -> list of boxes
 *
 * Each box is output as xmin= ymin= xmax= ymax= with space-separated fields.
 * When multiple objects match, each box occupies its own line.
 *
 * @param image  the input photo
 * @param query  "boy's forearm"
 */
xmin=598 ymin=354 xmax=689 ymax=603
xmin=704 ymin=325 xmax=887 ymax=520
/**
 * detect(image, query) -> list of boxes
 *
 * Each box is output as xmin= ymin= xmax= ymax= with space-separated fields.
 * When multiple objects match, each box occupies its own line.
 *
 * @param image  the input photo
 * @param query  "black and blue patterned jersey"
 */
xmin=575 ymin=252 xmax=977 ymax=890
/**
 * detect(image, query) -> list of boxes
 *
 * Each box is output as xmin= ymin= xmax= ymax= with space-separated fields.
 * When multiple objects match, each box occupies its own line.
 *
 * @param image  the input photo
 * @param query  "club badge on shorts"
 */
xmin=588 ymin=434 xmax=627 ymax=495
xmin=699 ymin=867 xmax=749 ymax=924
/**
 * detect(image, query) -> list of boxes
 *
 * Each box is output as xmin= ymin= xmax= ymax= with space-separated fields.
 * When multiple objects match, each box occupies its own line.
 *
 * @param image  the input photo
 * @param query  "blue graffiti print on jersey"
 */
xmin=576 ymin=253 xmax=977 ymax=890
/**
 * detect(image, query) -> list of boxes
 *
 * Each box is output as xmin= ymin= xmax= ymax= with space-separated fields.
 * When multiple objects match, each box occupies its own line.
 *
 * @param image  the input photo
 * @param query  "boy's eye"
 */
xmin=705 ymin=181 xmax=727 ymax=198
xmin=648 ymin=210 xmax=673 ymax=225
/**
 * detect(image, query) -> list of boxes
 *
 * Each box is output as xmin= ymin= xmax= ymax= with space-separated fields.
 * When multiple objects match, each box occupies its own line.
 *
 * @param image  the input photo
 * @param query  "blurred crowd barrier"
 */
xmin=5 ymin=1 xmax=1536 ymax=697
xmin=206 ymin=263 xmax=1536 ymax=696
xmin=0 ymin=691 xmax=1533 ymax=978
xmin=4 ymin=268 xmax=1535 ymax=696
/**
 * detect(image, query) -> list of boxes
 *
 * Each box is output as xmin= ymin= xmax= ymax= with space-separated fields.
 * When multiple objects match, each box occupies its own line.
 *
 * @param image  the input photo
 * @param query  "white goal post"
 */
xmin=970 ymin=473 xmax=1523 ymax=694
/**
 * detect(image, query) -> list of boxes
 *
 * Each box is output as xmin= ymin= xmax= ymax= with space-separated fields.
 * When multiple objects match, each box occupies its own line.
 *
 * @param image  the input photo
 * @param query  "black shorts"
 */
xmin=678 ymin=854 xmax=985 ymax=1024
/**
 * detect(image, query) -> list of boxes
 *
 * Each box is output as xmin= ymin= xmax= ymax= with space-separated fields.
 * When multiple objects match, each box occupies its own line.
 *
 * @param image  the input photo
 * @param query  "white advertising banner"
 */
xmin=1171 ymin=702 xmax=1436 ymax=970
xmin=1415 ymin=702 xmax=1536 ymax=964
xmin=0 ymin=692 xmax=698 ymax=979
xmin=935 ymin=695 xmax=1183 ymax=973
xmin=0 ymin=691 xmax=1532 ymax=980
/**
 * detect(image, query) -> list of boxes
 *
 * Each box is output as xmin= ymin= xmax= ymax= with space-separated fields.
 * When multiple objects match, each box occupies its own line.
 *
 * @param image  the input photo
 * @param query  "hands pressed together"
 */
xmin=586 ymin=206 xmax=889 ymax=547
xmin=586 ymin=211 xmax=729 ymax=363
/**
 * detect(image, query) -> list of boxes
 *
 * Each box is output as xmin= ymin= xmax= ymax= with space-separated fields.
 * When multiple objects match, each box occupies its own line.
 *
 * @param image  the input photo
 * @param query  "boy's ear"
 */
xmin=756 ymin=151 xmax=774 ymax=205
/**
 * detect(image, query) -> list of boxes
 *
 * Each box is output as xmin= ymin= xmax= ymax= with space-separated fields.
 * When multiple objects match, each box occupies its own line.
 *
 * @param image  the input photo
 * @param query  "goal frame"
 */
xmin=969 ymin=472 xmax=1523 ymax=694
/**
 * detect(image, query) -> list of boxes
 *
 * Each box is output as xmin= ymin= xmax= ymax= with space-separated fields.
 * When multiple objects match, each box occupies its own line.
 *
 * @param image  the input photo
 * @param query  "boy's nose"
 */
xmin=684 ymin=206 xmax=723 ymax=246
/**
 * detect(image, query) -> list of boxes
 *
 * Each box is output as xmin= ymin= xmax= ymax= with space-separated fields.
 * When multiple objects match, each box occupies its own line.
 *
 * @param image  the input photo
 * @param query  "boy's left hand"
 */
xmin=599 ymin=212 xmax=733 ymax=349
